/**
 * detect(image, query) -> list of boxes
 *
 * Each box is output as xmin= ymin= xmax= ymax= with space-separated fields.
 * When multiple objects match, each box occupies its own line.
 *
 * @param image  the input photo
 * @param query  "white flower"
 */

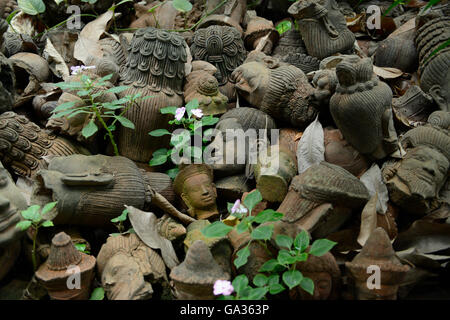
xmin=190 ymin=108 xmax=203 ymax=118
xmin=70 ymin=65 xmax=96 ymax=75
xmin=175 ymin=107 xmax=186 ymax=121
xmin=213 ymin=280 xmax=234 ymax=296
xmin=231 ymin=199 xmax=248 ymax=215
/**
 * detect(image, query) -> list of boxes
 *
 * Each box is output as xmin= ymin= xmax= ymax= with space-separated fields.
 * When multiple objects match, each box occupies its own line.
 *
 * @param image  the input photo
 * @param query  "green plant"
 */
xmin=90 ymin=287 xmax=105 ymax=300
xmin=74 ymin=243 xmax=90 ymax=254
xmin=51 ymin=73 xmax=152 ymax=156
xmin=110 ymin=208 xmax=134 ymax=237
xmin=148 ymin=99 xmax=219 ymax=179
xmin=16 ymin=202 xmax=57 ymax=271
xmin=202 ymin=189 xmax=337 ymax=300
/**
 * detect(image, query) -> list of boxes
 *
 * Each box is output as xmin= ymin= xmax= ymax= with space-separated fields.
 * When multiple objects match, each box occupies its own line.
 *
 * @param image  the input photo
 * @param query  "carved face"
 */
xmin=0 ymin=167 xmax=27 ymax=246
xmin=102 ymin=253 xmax=153 ymax=300
xmin=232 ymin=61 xmax=270 ymax=107
xmin=395 ymin=146 xmax=449 ymax=199
xmin=182 ymin=174 xmax=217 ymax=210
xmin=292 ymin=271 xmax=333 ymax=300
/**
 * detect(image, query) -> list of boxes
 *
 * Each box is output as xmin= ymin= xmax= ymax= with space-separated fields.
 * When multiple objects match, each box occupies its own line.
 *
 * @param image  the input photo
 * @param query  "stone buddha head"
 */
xmin=173 ymin=164 xmax=218 ymax=220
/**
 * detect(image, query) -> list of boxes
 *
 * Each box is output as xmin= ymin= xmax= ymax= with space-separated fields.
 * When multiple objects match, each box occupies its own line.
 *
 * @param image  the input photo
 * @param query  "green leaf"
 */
xmin=234 ymin=246 xmax=250 ymax=269
xmin=254 ymin=209 xmax=283 ymax=224
xmin=245 ymin=287 xmax=268 ymax=300
xmin=232 ymin=274 xmax=248 ymax=295
xmin=77 ymin=89 xmax=92 ymax=97
xmin=21 ymin=205 xmax=40 ymax=221
xmin=149 ymin=154 xmax=168 ymax=166
xmin=160 ymin=106 xmax=178 ymax=115
xmin=275 ymin=235 xmax=293 ymax=250
xmin=253 ymin=274 xmax=268 ymax=287
xmin=75 ymin=243 xmax=87 ymax=252
xmin=269 ymin=283 xmax=285 ymax=295
xmin=6 ymin=9 xmax=20 ymax=25
xmin=166 ymin=167 xmax=179 ymax=180
xmin=54 ymin=81 xmax=83 ymax=90
xmin=105 ymin=86 xmax=129 ymax=94
xmin=295 ymin=253 xmax=308 ymax=262
xmin=89 ymin=287 xmax=105 ymax=300
xmin=236 ymin=220 xmax=249 ymax=234
xmin=111 ymin=209 xmax=128 ymax=223
xmin=277 ymin=250 xmax=296 ymax=265
xmin=41 ymin=201 xmax=58 ymax=215
xmin=282 ymin=270 xmax=303 ymax=290
xmin=82 ymin=120 xmax=98 ymax=138
xmin=422 ymin=0 xmax=442 ymax=12
xmin=185 ymin=98 xmax=199 ymax=114
xmin=53 ymin=101 xmax=76 ymax=113
xmin=309 ymin=239 xmax=337 ymax=257
xmin=172 ymin=0 xmax=193 ymax=12
xmin=268 ymin=274 xmax=280 ymax=286
xmin=149 ymin=129 xmax=171 ymax=137
xmin=201 ymin=221 xmax=233 ymax=238
xmin=243 ymin=189 xmax=262 ymax=214
xmin=299 ymin=277 xmax=314 ymax=295
xmin=16 ymin=220 xmax=32 ymax=231
xmin=201 ymin=115 xmax=219 ymax=127
xmin=251 ymin=224 xmax=274 ymax=241
xmin=294 ymin=230 xmax=309 ymax=252
xmin=153 ymin=148 xmax=168 ymax=157
xmin=258 ymin=259 xmax=280 ymax=272
xmin=276 ymin=20 xmax=292 ymax=35
xmin=99 ymin=74 xmax=113 ymax=82
xmin=115 ymin=116 xmax=135 ymax=129
xmin=41 ymin=220 xmax=54 ymax=228
xmin=18 ymin=0 xmax=46 ymax=15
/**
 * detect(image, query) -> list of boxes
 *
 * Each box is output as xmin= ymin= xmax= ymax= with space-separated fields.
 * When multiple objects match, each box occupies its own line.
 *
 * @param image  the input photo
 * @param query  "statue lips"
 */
xmin=0 ymin=208 xmax=20 ymax=232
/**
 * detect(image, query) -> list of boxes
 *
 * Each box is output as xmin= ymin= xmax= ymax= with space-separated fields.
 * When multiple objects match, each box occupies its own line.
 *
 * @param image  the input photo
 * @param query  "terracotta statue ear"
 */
xmin=262 ymin=56 xmax=279 ymax=69
xmin=429 ymin=85 xmax=447 ymax=111
xmin=235 ymin=77 xmax=257 ymax=94
xmin=61 ymin=173 xmax=114 ymax=186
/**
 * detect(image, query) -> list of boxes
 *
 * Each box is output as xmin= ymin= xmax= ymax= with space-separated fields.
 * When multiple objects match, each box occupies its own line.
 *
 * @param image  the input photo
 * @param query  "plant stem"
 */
xmin=32 ymin=226 xmax=38 ymax=272
xmin=93 ymin=106 xmax=119 ymax=156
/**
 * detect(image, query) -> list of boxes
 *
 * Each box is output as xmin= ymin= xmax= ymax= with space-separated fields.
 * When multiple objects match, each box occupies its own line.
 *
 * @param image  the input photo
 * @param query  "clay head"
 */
xmin=173 ymin=164 xmax=218 ymax=220
xmin=97 ymin=233 xmax=167 ymax=300
xmin=384 ymin=125 xmax=450 ymax=214
xmin=0 ymin=161 xmax=27 ymax=246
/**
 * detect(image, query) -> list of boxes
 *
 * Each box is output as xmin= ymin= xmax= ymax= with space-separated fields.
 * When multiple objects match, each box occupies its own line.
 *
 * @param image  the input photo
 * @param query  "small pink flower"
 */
xmin=231 ymin=199 xmax=247 ymax=214
xmin=191 ymin=108 xmax=203 ymax=118
xmin=175 ymin=107 xmax=186 ymax=121
xmin=213 ymin=280 xmax=234 ymax=296
xmin=70 ymin=65 xmax=96 ymax=75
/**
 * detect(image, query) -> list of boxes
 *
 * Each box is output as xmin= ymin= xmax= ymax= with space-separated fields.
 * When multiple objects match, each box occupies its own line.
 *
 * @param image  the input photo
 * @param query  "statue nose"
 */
xmin=423 ymin=161 xmax=437 ymax=176
xmin=0 ymin=195 xmax=10 ymax=212
xmin=201 ymin=186 xmax=209 ymax=195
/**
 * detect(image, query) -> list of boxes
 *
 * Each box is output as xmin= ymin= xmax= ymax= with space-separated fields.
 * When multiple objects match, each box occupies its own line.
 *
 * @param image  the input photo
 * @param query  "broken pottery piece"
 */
xmin=288 ymin=0 xmax=355 ymax=59
xmin=383 ymin=125 xmax=450 ymax=215
xmin=392 ymin=85 xmax=436 ymax=127
xmin=173 ymin=164 xmax=218 ymax=220
xmin=156 ymin=214 xmax=186 ymax=242
xmin=330 ymin=55 xmax=399 ymax=160
xmin=0 ymin=112 xmax=90 ymax=178
xmin=118 ymin=27 xmax=187 ymax=163
xmin=97 ymin=233 xmax=167 ymax=300
xmin=35 ymin=232 xmax=96 ymax=300
xmin=184 ymin=220 xmax=233 ymax=276
xmin=345 ymin=228 xmax=410 ymax=300
xmin=170 ymin=240 xmax=230 ymax=300
xmin=191 ymin=25 xmax=247 ymax=101
xmin=244 ymin=16 xmax=279 ymax=54
xmin=232 ymin=52 xmax=317 ymax=128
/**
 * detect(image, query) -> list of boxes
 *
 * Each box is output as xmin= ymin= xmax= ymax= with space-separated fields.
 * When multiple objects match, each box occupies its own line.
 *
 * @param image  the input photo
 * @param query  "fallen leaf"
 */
xmin=357 ymin=194 xmax=378 ymax=247
xmin=373 ymin=65 xmax=404 ymax=79
xmin=296 ymin=115 xmax=324 ymax=174
xmin=73 ymin=10 xmax=114 ymax=64
xmin=388 ymin=17 xmax=416 ymax=39
xmin=43 ymin=38 xmax=70 ymax=80
xmin=360 ymin=164 xmax=389 ymax=213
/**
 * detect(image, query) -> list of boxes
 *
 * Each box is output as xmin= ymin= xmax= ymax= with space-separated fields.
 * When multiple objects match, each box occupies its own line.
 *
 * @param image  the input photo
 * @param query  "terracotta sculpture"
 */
xmin=428 ymin=111 xmax=450 ymax=130
xmin=278 ymin=162 xmax=369 ymax=237
xmin=97 ymin=233 xmax=168 ymax=300
xmin=288 ymin=0 xmax=355 ymax=59
xmin=35 ymin=232 xmax=96 ymax=300
xmin=173 ymin=164 xmax=218 ymax=220
xmin=330 ymin=56 xmax=399 ymax=160
xmin=392 ymin=85 xmax=436 ymax=127
xmin=34 ymin=154 xmax=195 ymax=227
xmin=231 ymin=52 xmax=317 ymax=128
xmin=206 ymin=107 xmax=277 ymax=178
xmin=345 ymin=228 xmax=410 ymax=300
xmin=183 ymin=61 xmax=228 ymax=116
xmin=190 ymin=25 xmax=247 ymax=100
xmin=415 ymin=16 xmax=450 ymax=111
xmin=2 ymin=32 xmax=36 ymax=57
xmin=0 ymin=0 xmax=17 ymax=19
xmin=244 ymin=16 xmax=279 ymax=54
xmin=183 ymin=220 xmax=233 ymax=276
xmin=373 ymin=37 xmax=418 ymax=73
xmin=169 ymin=240 xmax=230 ymax=300
xmin=290 ymin=249 xmax=341 ymax=300
xmin=324 ymin=128 xmax=370 ymax=177
xmin=383 ymin=125 xmax=450 ymax=215
xmin=0 ymin=112 xmax=90 ymax=178
xmin=0 ymin=241 xmax=20 ymax=282
xmin=118 ymin=27 xmax=187 ymax=163
xmin=196 ymin=0 xmax=246 ymax=34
